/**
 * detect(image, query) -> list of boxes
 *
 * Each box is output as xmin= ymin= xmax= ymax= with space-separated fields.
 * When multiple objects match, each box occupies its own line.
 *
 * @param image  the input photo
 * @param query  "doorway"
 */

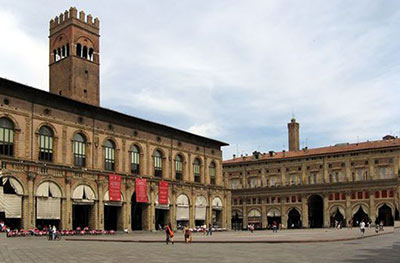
xmin=155 ymin=209 xmax=169 ymax=230
xmin=287 ymin=208 xmax=301 ymax=229
xmin=72 ymin=204 xmax=92 ymax=230
xmin=131 ymin=193 xmax=146 ymax=230
xmin=308 ymin=195 xmax=323 ymax=228
xmin=377 ymin=204 xmax=394 ymax=226
xmin=104 ymin=205 xmax=121 ymax=230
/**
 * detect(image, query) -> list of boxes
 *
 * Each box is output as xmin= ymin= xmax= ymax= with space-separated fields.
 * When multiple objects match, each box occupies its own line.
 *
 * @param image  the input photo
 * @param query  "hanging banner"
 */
xmin=109 ymin=174 xmax=121 ymax=201
xmin=135 ymin=178 xmax=148 ymax=203
xmin=158 ymin=181 xmax=169 ymax=205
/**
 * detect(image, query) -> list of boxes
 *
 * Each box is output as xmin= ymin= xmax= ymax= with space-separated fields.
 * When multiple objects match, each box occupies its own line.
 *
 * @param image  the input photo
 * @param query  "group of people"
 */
xmin=164 ymin=223 xmax=214 ymax=244
xmin=46 ymin=225 xmax=58 ymax=240
xmin=358 ymin=220 xmax=385 ymax=236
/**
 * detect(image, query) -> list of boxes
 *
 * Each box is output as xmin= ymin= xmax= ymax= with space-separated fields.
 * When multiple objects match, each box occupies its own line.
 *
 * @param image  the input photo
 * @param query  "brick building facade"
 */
xmin=224 ymin=119 xmax=399 ymax=230
xmin=0 ymin=7 xmax=230 ymax=231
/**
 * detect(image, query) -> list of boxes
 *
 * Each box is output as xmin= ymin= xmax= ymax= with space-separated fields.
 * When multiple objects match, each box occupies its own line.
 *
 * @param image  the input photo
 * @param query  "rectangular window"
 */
xmin=105 ymin=147 xmax=115 ymax=171
xmin=131 ymin=151 xmax=140 ymax=174
xmin=194 ymin=163 xmax=200 ymax=183
xmin=39 ymin=135 xmax=53 ymax=162
xmin=335 ymin=193 xmax=340 ymax=200
xmin=357 ymin=192 xmax=363 ymax=199
xmin=382 ymin=190 xmax=387 ymax=198
xmin=0 ymin=127 xmax=14 ymax=156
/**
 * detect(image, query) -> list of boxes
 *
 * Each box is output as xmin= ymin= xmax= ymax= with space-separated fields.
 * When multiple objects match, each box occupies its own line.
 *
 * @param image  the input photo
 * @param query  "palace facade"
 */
xmin=224 ymin=119 xmax=399 ymax=229
xmin=0 ymin=7 xmax=230 ymax=231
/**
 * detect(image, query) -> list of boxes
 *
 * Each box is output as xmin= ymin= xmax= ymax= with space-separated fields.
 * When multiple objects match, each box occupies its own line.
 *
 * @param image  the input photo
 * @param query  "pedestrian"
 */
xmin=52 ymin=225 xmax=57 ymax=240
xmin=375 ymin=223 xmax=379 ymax=234
xmin=47 ymin=225 xmax=52 ymax=240
xmin=379 ymin=221 xmax=384 ymax=231
xmin=207 ymin=223 xmax=213 ymax=236
xmin=272 ymin=221 xmax=278 ymax=233
xmin=249 ymin=224 xmax=254 ymax=233
xmin=359 ymin=220 xmax=366 ymax=236
xmin=348 ymin=219 xmax=353 ymax=230
xmin=165 ymin=224 xmax=174 ymax=245
xmin=184 ymin=226 xmax=190 ymax=243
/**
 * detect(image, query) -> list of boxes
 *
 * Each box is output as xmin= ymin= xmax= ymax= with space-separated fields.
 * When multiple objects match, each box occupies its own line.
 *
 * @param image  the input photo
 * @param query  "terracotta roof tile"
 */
xmin=223 ymin=138 xmax=400 ymax=164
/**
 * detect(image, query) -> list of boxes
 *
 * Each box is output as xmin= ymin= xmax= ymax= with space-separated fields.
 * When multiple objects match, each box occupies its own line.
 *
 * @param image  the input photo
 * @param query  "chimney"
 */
xmin=288 ymin=118 xmax=300 ymax=151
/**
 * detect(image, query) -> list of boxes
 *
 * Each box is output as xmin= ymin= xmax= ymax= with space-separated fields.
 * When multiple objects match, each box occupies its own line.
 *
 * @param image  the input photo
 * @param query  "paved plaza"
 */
xmin=0 ymin=228 xmax=399 ymax=263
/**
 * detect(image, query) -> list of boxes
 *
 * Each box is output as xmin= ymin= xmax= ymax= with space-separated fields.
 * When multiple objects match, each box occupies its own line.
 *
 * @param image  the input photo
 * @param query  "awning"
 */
xmin=352 ymin=204 xmax=369 ymax=216
xmin=104 ymin=190 xmax=123 ymax=206
xmin=212 ymin=197 xmax=223 ymax=210
xmin=330 ymin=206 xmax=346 ymax=218
xmin=1 ymin=194 xmax=22 ymax=218
xmin=2 ymin=177 xmax=23 ymax=195
xmin=37 ymin=197 xmax=61 ymax=219
xmin=72 ymin=185 xmax=96 ymax=204
xmin=176 ymin=194 xmax=189 ymax=220
xmin=248 ymin=209 xmax=261 ymax=218
xmin=195 ymin=196 xmax=207 ymax=220
xmin=267 ymin=208 xmax=281 ymax=217
xmin=36 ymin=181 xmax=62 ymax=198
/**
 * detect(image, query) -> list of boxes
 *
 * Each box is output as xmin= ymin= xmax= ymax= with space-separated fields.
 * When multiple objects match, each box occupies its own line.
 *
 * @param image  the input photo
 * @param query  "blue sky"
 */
xmin=1 ymin=0 xmax=400 ymax=160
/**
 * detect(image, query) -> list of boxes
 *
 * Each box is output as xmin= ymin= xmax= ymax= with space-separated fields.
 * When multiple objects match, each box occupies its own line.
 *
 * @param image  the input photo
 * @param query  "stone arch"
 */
xmin=103 ymin=190 xmax=125 ymax=202
xmin=176 ymin=193 xmax=191 ymax=206
xmin=0 ymin=175 xmax=25 ymax=195
xmin=36 ymin=122 xmax=58 ymax=136
xmin=102 ymin=137 xmax=118 ymax=149
xmin=71 ymin=129 xmax=91 ymax=144
xmin=267 ymin=207 xmax=281 ymax=217
xmin=212 ymin=196 xmax=223 ymax=209
xmin=76 ymin=36 xmax=96 ymax=50
xmin=286 ymin=206 xmax=302 ymax=217
xmin=351 ymin=202 xmax=369 ymax=216
xmin=0 ymin=114 xmax=20 ymax=130
xmin=71 ymin=183 xmax=97 ymax=200
xmin=34 ymin=179 xmax=64 ymax=198
xmin=247 ymin=208 xmax=261 ymax=217
xmin=376 ymin=202 xmax=395 ymax=216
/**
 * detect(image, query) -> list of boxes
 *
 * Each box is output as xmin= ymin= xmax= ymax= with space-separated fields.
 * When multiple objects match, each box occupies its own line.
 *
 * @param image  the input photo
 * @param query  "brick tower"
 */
xmin=288 ymin=118 xmax=300 ymax=151
xmin=49 ymin=7 xmax=100 ymax=106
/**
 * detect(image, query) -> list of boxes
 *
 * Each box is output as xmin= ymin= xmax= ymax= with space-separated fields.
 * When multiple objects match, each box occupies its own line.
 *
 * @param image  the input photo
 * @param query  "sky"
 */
xmin=1 ymin=0 xmax=400 ymax=160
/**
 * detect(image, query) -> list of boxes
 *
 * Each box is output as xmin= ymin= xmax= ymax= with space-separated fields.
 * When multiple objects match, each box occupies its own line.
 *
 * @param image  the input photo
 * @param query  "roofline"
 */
xmin=0 ymin=77 xmax=229 ymax=148
xmin=223 ymin=141 xmax=400 ymax=166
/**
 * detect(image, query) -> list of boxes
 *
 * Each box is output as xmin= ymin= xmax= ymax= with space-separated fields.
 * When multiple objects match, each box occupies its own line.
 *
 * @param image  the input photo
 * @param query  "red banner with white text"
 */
xmin=135 ymin=178 xmax=148 ymax=203
xmin=158 ymin=181 xmax=169 ymax=205
xmin=109 ymin=174 xmax=121 ymax=201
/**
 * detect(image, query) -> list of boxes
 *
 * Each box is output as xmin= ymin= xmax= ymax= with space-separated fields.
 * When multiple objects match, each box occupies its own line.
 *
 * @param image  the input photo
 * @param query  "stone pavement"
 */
xmin=0 ymin=228 xmax=399 ymax=263
xmin=65 ymin=227 xmax=394 ymax=243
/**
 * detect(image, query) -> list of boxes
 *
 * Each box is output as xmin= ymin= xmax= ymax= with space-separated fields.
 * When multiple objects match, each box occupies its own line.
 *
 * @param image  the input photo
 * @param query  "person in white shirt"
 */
xmin=359 ymin=221 xmax=366 ymax=236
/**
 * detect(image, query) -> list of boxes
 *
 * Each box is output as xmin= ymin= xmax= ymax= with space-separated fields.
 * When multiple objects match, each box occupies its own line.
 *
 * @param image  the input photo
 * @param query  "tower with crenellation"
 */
xmin=49 ymin=7 xmax=100 ymax=106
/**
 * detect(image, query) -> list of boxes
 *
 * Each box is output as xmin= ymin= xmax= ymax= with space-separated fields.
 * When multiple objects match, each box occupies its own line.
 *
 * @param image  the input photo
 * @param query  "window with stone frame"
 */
xmin=209 ymin=162 xmax=216 ymax=185
xmin=38 ymin=126 xmax=54 ymax=162
xmin=73 ymin=133 xmax=86 ymax=167
xmin=154 ymin=150 xmax=163 ymax=177
xmin=104 ymin=139 xmax=115 ymax=171
xmin=130 ymin=145 xmax=140 ymax=174
xmin=0 ymin=117 xmax=14 ymax=156
xmin=194 ymin=158 xmax=201 ymax=183
xmin=175 ymin=154 xmax=183 ymax=180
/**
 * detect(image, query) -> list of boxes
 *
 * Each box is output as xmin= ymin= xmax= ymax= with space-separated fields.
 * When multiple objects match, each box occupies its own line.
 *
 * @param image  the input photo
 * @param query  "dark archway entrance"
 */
xmin=287 ymin=208 xmax=301 ymax=229
xmin=353 ymin=206 xmax=369 ymax=226
xmin=330 ymin=207 xmax=345 ymax=227
xmin=308 ymin=195 xmax=323 ymax=228
xmin=131 ymin=193 xmax=146 ymax=230
xmin=231 ymin=211 xmax=243 ymax=231
xmin=155 ymin=209 xmax=169 ymax=230
xmin=72 ymin=204 xmax=92 ymax=230
xmin=377 ymin=204 xmax=394 ymax=226
xmin=104 ymin=205 xmax=121 ymax=230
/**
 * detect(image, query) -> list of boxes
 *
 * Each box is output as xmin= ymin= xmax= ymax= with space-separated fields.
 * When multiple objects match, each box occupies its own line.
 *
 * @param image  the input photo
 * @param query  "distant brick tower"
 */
xmin=288 ymin=118 xmax=300 ymax=151
xmin=49 ymin=7 xmax=100 ymax=106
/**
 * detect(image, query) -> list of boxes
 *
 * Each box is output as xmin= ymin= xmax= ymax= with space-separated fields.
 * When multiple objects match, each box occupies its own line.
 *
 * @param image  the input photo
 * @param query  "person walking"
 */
xmin=359 ymin=220 xmax=366 ymax=237
xmin=52 ymin=225 xmax=57 ymax=241
xmin=206 ymin=224 xmax=213 ymax=236
xmin=379 ymin=220 xmax=384 ymax=231
xmin=183 ymin=226 xmax=190 ymax=243
xmin=47 ymin=225 xmax=52 ymax=240
xmin=165 ymin=224 xmax=174 ymax=245
xmin=272 ymin=221 xmax=278 ymax=233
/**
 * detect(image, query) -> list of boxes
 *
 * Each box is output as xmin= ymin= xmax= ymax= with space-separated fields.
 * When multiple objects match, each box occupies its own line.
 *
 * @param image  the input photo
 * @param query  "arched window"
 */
xmin=175 ymin=155 xmax=183 ymax=180
xmin=154 ymin=150 xmax=162 ymax=177
xmin=89 ymin=48 xmax=94 ymax=61
xmin=38 ymin=126 xmax=54 ymax=162
xmin=130 ymin=145 xmax=140 ymax=174
xmin=61 ymin=45 xmax=66 ymax=58
xmin=73 ymin=133 xmax=86 ymax=167
xmin=0 ymin=117 xmax=14 ymax=156
xmin=209 ymin=162 xmax=216 ymax=185
xmin=53 ymin=50 xmax=57 ymax=62
xmin=83 ymin=46 xmax=88 ymax=59
xmin=194 ymin=158 xmax=201 ymax=183
xmin=104 ymin=140 xmax=115 ymax=171
xmin=76 ymin=43 xmax=82 ymax=57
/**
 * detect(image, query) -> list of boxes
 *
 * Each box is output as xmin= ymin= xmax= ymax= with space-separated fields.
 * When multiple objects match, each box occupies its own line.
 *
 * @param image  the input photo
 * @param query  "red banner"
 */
xmin=135 ymin=178 xmax=148 ymax=203
xmin=158 ymin=181 xmax=169 ymax=205
xmin=109 ymin=174 xmax=121 ymax=201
